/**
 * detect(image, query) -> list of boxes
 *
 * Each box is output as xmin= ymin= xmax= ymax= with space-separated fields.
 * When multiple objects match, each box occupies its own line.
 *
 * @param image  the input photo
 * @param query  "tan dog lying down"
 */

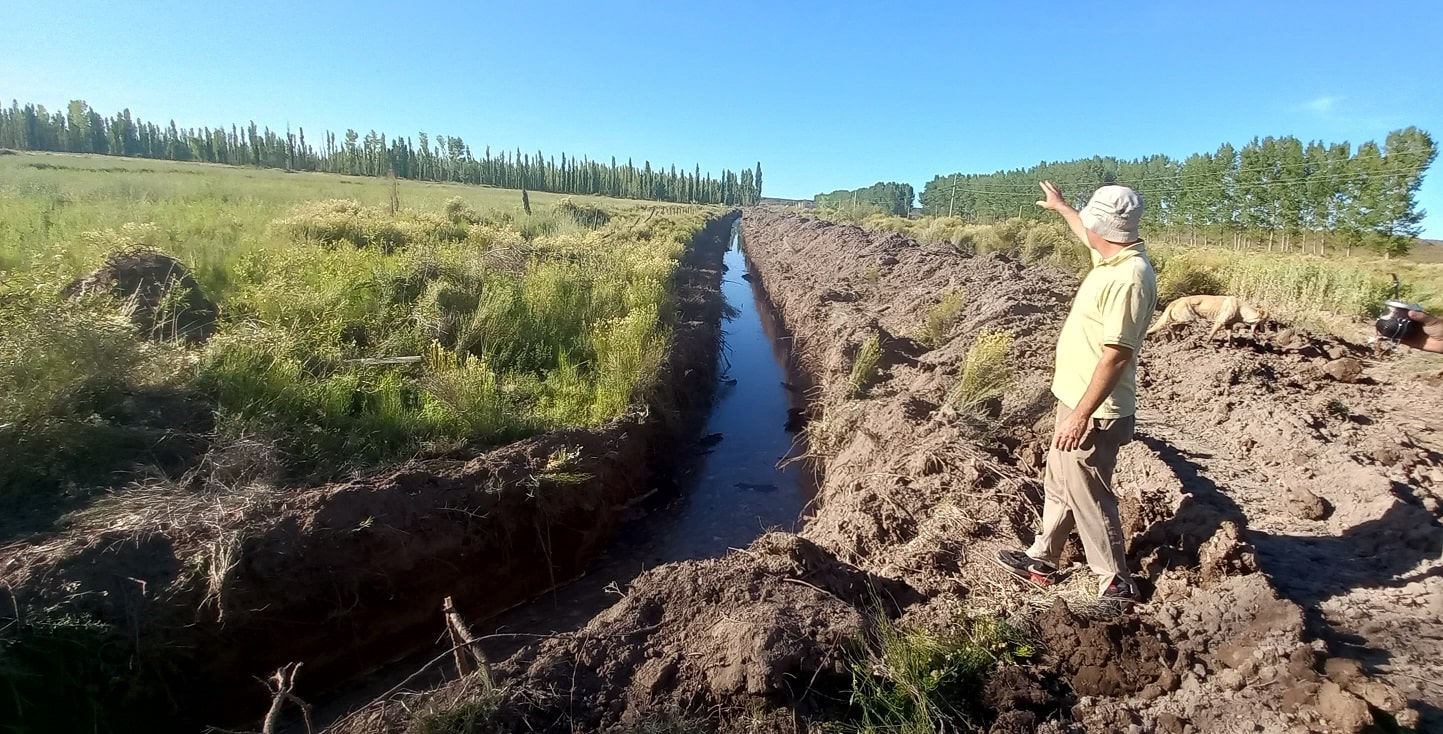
xmin=1147 ymin=294 xmax=1271 ymax=342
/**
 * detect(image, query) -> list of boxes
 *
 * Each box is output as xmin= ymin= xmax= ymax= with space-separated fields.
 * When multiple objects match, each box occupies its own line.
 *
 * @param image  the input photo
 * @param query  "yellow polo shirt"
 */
xmin=1050 ymin=242 xmax=1157 ymax=418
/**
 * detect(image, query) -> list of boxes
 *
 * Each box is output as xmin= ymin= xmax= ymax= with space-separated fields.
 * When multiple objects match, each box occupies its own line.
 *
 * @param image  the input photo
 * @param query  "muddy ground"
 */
xmin=338 ymin=209 xmax=1443 ymax=733
xmin=0 ymin=213 xmax=739 ymax=733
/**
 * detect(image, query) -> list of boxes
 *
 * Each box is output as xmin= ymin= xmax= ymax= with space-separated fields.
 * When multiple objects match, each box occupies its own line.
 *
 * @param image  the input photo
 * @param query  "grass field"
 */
xmin=0 ymin=151 xmax=717 ymax=502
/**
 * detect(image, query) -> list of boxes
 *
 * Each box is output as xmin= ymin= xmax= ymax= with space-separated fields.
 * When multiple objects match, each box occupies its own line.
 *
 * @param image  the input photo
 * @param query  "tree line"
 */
xmin=814 ymin=181 xmax=916 ymax=216
xmin=920 ymin=127 xmax=1435 ymax=255
xmin=0 ymin=100 xmax=765 ymax=206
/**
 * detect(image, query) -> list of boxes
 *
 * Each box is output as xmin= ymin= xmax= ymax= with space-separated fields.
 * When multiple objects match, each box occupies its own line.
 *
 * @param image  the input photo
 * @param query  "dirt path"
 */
xmin=331 ymin=210 xmax=1443 ymax=733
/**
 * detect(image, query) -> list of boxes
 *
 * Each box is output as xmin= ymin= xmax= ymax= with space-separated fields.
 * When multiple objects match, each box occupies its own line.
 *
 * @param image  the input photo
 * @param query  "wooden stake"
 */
xmin=442 ymin=596 xmax=491 ymax=684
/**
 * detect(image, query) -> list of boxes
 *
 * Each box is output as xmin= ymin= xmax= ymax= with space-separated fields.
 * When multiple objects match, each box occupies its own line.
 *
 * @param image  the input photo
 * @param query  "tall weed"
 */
xmin=950 ymin=330 xmax=1013 ymax=415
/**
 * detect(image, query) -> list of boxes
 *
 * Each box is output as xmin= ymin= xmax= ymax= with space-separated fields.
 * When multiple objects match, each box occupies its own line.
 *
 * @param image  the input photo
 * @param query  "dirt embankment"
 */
xmin=354 ymin=209 xmax=1441 ymax=733
xmin=0 ymin=212 xmax=740 ymax=733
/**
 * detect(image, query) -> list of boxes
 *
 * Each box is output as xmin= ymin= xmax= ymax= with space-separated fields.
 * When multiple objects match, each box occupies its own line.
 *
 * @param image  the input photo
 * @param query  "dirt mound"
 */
xmin=493 ymin=533 xmax=910 ymax=731
xmin=65 ymin=249 xmax=218 ymax=342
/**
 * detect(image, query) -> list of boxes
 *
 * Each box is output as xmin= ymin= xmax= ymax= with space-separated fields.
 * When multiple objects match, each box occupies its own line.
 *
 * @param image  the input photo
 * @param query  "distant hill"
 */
xmin=1409 ymin=239 xmax=1443 ymax=263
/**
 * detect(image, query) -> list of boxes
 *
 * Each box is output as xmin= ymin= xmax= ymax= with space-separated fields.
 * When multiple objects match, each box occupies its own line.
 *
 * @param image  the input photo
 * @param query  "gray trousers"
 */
xmin=1026 ymin=402 xmax=1135 ymax=592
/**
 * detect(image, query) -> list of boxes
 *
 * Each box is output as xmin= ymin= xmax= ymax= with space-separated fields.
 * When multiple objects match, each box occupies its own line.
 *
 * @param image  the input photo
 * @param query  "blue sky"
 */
xmin=4 ymin=1 xmax=1441 ymax=235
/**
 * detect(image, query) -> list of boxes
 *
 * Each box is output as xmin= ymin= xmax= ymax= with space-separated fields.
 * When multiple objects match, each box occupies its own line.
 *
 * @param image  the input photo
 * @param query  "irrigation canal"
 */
xmin=301 ymin=220 xmax=813 ymax=729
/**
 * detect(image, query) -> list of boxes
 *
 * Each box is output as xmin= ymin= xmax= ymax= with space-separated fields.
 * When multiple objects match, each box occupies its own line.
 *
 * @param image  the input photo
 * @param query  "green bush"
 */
xmin=0 ymin=293 xmax=167 ymax=497
xmin=555 ymin=197 xmax=611 ymax=228
xmin=924 ymin=289 xmax=967 ymax=347
xmin=272 ymin=199 xmax=466 ymax=251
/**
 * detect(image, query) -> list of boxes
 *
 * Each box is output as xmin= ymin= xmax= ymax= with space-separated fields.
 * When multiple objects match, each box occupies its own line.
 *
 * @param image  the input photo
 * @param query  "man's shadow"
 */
xmin=1130 ymin=433 xmax=1443 ymax=726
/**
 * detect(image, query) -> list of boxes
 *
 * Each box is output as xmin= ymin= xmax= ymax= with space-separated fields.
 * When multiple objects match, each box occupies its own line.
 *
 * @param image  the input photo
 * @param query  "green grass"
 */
xmin=1148 ymin=243 xmax=1424 ymax=324
xmin=841 ymin=611 xmax=1034 ymax=734
xmin=0 ymin=152 xmax=716 ymax=500
xmin=407 ymin=690 xmax=502 ymax=734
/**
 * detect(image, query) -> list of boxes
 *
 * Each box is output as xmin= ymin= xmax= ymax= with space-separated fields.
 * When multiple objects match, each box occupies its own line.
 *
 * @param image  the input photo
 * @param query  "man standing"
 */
xmin=995 ymin=181 xmax=1157 ymax=605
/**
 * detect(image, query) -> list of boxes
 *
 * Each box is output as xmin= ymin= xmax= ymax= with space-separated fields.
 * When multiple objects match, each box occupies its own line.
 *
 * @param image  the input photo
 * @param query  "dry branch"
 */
xmin=260 ymin=662 xmax=312 ymax=734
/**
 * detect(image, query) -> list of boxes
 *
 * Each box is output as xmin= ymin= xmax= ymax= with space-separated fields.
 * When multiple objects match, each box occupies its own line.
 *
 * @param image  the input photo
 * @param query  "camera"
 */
xmin=1375 ymin=299 xmax=1424 ymax=341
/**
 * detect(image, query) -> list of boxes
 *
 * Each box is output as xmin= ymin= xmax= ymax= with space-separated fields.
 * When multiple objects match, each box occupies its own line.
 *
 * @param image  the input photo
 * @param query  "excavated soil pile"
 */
xmin=346 ymin=209 xmax=1442 ymax=733
xmin=0 ymin=213 xmax=739 ymax=733
xmin=65 ymin=249 xmax=219 ymax=343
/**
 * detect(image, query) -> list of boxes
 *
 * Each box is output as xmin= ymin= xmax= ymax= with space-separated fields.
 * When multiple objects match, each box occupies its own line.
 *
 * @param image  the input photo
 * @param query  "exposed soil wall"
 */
xmin=0 ymin=211 xmax=739 ymax=733
xmin=351 ymin=210 xmax=1442 ymax=733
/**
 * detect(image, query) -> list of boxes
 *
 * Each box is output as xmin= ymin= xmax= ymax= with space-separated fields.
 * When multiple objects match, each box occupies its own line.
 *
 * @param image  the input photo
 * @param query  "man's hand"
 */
xmin=1404 ymin=310 xmax=1443 ymax=353
xmin=1054 ymin=408 xmax=1091 ymax=452
xmin=1037 ymin=180 xmax=1069 ymax=212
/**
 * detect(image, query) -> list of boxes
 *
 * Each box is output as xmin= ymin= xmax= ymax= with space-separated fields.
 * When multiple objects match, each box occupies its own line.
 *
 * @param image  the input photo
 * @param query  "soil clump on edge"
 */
xmin=64 ymin=248 xmax=220 ymax=343
xmin=340 ymin=209 xmax=1442 ymax=733
xmin=0 ymin=212 xmax=740 ymax=733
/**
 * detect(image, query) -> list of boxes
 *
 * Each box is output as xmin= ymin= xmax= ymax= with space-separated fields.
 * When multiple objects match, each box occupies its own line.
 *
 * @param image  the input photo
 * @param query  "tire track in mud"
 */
xmin=338 ymin=210 xmax=1442 ymax=733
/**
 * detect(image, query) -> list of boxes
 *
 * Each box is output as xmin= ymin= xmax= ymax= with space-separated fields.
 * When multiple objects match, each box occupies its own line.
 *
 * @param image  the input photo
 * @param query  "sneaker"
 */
xmin=994 ymin=549 xmax=1058 ymax=587
xmin=1100 ymin=576 xmax=1141 ymax=605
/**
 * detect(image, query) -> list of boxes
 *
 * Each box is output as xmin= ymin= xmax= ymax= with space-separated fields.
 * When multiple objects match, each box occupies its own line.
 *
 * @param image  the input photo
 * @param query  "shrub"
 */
xmin=1155 ymin=256 xmax=1225 ymax=305
xmin=849 ymin=331 xmax=882 ymax=398
xmin=405 ymin=680 xmax=502 ymax=734
xmin=924 ymin=289 xmax=967 ymax=347
xmin=0 ymin=294 xmax=166 ymax=497
xmin=443 ymin=196 xmax=482 ymax=225
xmin=272 ymin=199 xmax=466 ymax=252
xmin=1022 ymin=223 xmax=1069 ymax=264
xmin=950 ymin=330 xmax=1013 ymax=415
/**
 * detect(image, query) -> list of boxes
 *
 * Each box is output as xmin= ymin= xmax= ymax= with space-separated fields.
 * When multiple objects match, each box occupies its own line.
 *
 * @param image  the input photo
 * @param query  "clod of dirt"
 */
xmin=1037 ymin=598 xmax=1176 ymax=698
xmin=1198 ymin=520 xmax=1258 ymax=583
xmin=1285 ymin=483 xmax=1331 ymax=521
xmin=1370 ymin=445 xmax=1405 ymax=466
xmin=1321 ymin=357 xmax=1364 ymax=383
xmin=1314 ymin=680 xmax=1375 ymax=733
xmin=65 ymin=249 xmax=218 ymax=343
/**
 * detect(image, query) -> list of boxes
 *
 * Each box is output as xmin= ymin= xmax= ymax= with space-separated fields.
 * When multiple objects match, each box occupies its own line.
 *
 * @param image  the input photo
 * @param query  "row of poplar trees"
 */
xmin=920 ymin=128 xmax=1435 ymax=256
xmin=814 ymin=181 xmax=916 ymax=216
xmin=0 ymin=100 xmax=765 ymax=206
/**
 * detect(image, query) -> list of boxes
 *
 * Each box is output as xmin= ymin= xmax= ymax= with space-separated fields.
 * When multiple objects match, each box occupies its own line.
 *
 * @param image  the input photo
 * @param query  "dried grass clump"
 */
xmin=849 ymin=331 xmax=882 ymax=398
xmin=923 ymin=289 xmax=967 ymax=347
xmin=949 ymin=329 xmax=1014 ymax=415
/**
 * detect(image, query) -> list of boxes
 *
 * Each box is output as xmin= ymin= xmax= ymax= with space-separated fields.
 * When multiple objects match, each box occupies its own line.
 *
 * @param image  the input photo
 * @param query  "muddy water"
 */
xmin=304 ymin=222 xmax=812 ymax=728
xmin=472 ymin=222 xmax=812 ymax=650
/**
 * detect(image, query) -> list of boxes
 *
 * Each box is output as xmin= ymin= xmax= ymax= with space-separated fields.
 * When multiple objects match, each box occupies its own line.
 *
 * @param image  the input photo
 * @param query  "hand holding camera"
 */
xmin=1401 ymin=309 xmax=1443 ymax=353
xmin=1373 ymin=274 xmax=1443 ymax=353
